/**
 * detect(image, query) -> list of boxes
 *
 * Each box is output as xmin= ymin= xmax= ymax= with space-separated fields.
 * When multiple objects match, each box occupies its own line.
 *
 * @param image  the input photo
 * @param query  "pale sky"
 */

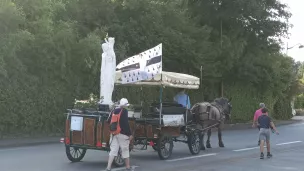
xmin=280 ymin=0 xmax=304 ymax=62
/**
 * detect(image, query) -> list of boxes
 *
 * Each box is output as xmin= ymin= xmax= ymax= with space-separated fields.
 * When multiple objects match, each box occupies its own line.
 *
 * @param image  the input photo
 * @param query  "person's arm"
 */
xmin=269 ymin=116 xmax=278 ymax=134
xmin=270 ymin=121 xmax=279 ymax=134
xmin=252 ymin=112 xmax=257 ymax=127
xmin=187 ymin=95 xmax=191 ymax=109
xmin=120 ymin=109 xmax=132 ymax=136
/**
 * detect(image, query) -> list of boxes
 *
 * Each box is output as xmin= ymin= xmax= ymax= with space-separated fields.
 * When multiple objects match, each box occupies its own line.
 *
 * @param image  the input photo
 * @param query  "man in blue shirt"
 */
xmin=257 ymin=108 xmax=279 ymax=159
xmin=174 ymin=89 xmax=191 ymax=109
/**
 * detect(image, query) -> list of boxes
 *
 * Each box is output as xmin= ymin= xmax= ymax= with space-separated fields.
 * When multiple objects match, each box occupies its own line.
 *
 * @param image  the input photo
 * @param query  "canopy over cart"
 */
xmin=114 ymin=70 xmax=200 ymax=89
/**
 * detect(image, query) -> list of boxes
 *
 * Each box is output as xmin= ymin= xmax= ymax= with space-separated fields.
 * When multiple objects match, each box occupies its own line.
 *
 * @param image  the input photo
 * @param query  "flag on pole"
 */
xmin=116 ymin=43 xmax=162 ymax=84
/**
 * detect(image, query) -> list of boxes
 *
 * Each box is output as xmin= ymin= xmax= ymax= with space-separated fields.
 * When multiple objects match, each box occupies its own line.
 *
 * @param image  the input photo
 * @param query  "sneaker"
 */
xmin=267 ymin=153 xmax=273 ymax=158
xmin=260 ymin=153 xmax=264 ymax=159
xmin=125 ymin=167 xmax=134 ymax=171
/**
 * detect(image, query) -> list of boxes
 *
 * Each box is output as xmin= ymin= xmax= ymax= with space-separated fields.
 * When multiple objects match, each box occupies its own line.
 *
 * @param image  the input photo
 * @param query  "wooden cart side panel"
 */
xmin=160 ymin=127 xmax=181 ymax=137
xmin=72 ymin=131 xmax=83 ymax=144
xmin=83 ymin=118 xmax=95 ymax=146
xmin=134 ymin=124 xmax=144 ymax=137
xmin=102 ymin=121 xmax=110 ymax=145
xmin=65 ymin=120 xmax=70 ymax=139
xmin=129 ymin=120 xmax=136 ymax=135
xmin=134 ymin=124 xmax=154 ymax=138
xmin=128 ymin=120 xmax=136 ymax=148
xmin=96 ymin=121 xmax=102 ymax=144
xmin=146 ymin=124 xmax=153 ymax=138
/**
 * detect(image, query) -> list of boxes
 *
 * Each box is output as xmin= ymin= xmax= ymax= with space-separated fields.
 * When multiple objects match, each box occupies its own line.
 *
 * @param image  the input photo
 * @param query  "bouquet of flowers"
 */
xmin=74 ymin=93 xmax=99 ymax=109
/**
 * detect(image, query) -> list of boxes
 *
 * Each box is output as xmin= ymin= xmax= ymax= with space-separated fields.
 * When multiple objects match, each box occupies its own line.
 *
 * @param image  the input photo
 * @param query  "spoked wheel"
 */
xmin=113 ymin=148 xmax=125 ymax=167
xmin=157 ymin=134 xmax=173 ymax=160
xmin=65 ymin=146 xmax=87 ymax=162
xmin=187 ymin=131 xmax=201 ymax=155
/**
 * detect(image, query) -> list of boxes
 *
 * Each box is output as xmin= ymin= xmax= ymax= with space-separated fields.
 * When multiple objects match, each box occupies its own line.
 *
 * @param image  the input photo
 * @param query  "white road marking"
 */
xmin=234 ymin=141 xmax=303 ymax=152
xmin=276 ymin=141 xmax=302 ymax=146
xmin=291 ymin=123 xmax=304 ymax=126
xmin=0 ymin=146 xmax=38 ymax=152
xmin=266 ymin=165 xmax=300 ymax=170
xmin=233 ymin=146 xmax=267 ymax=152
xmin=101 ymin=166 xmax=139 ymax=171
xmin=166 ymin=153 xmax=217 ymax=162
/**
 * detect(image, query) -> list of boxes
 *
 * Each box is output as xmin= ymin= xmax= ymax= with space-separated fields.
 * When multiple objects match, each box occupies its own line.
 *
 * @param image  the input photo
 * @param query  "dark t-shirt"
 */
xmin=258 ymin=114 xmax=272 ymax=129
xmin=107 ymin=108 xmax=131 ymax=136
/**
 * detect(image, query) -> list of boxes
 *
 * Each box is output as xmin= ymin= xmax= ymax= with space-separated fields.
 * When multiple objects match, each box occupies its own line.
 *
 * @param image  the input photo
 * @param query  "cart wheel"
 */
xmin=152 ymin=144 xmax=158 ymax=151
xmin=113 ymin=148 xmax=125 ymax=167
xmin=157 ymin=134 xmax=173 ymax=160
xmin=187 ymin=131 xmax=201 ymax=155
xmin=65 ymin=146 xmax=87 ymax=162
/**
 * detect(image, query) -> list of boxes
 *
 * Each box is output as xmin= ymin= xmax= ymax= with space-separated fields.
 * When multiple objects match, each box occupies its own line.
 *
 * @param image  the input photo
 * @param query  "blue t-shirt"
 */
xmin=258 ymin=114 xmax=272 ymax=129
xmin=174 ymin=93 xmax=191 ymax=109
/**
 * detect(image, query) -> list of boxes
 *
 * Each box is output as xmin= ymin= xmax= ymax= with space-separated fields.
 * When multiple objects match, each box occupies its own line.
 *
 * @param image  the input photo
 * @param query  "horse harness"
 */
xmin=191 ymin=102 xmax=225 ymax=123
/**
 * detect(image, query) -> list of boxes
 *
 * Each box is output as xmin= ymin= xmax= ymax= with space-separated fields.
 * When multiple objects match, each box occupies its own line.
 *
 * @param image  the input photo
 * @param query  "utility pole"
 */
xmin=220 ymin=19 xmax=224 ymax=97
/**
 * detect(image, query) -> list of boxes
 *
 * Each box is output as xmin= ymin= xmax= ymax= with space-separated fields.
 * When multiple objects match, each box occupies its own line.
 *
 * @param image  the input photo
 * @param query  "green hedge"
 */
xmin=273 ymin=97 xmax=293 ymax=120
xmin=223 ymin=83 xmax=273 ymax=122
xmin=0 ymin=81 xmax=294 ymax=138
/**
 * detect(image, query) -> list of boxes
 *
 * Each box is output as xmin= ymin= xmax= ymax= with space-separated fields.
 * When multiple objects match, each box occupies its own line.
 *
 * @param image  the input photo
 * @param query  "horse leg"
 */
xmin=200 ymin=132 xmax=206 ymax=150
xmin=218 ymin=123 xmax=225 ymax=147
xmin=206 ymin=128 xmax=212 ymax=148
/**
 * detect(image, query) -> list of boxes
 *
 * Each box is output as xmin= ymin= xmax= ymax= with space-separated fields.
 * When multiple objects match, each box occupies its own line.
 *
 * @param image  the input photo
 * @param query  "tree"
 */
xmin=0 ymin=0 xmax=297 ymax=137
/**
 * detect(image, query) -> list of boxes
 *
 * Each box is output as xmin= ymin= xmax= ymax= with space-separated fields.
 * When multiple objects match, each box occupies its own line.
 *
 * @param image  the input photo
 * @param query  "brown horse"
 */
xmin=190 ymin=97 xmax=232 ymax=150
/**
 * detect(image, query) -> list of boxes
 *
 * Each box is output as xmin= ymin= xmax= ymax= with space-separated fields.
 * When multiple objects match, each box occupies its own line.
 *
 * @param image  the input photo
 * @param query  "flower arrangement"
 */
xmin=74 ymin=93 xmax=99 ymax=109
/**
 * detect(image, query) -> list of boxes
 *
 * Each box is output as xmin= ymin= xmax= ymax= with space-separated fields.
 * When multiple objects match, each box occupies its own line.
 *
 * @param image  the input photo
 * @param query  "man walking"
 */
xmin=174 ymin=89 xmax=191 ymax=109
xmin=252 ymin=103 xmax=268 ymax=145
xmin=257 ymin=108 xmax=279 ymax=159
xmin=105 ymin=98 xmax=133 ymax=171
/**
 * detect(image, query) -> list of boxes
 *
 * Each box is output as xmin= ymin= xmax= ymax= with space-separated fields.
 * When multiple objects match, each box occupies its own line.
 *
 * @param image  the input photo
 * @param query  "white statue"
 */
xmin=100 ymin=36 xmax=116 ymax=105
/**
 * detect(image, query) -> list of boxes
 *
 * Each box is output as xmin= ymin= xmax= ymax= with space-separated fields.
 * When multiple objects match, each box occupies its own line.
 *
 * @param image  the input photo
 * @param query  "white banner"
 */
xmin=70 ymin=116 xmax=83 ymax=131
xmin=116 ymin=44 xmax=162 ymax=84
xmin=163 ymin=114 xmax=185 ymax=127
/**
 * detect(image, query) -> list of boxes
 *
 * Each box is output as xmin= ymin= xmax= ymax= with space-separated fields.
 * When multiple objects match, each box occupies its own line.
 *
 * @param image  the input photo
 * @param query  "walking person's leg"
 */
xmin=260 ymin=139 xmax=265 ymax=159
xmin=257 ymin=126 xmax=260 ymax=146
xmin=117 ymin=134 xmax=132 ymax=170
xmin=265 ymin=129 xmax=272 ymax=158
xmin=106 ymin=135 xmax=119 ymax=171
xmin=259 ymin=129 xmax=266 ymax=159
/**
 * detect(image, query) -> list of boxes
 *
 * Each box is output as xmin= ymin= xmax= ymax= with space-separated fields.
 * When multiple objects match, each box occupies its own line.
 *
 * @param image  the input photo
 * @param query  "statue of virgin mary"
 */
xmin=100 ymin=36 xmax=116 ymax=105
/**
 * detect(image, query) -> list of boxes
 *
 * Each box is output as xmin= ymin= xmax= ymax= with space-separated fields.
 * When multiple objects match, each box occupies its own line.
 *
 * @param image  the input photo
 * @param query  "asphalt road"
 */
xmin=0 ymin=122 xmax=303 ymax=171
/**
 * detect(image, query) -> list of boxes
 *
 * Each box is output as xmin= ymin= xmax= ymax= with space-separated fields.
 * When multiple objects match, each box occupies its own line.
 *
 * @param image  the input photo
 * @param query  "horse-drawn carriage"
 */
xmin=63 ymin=70 xmax=204 ymax=166
xmin=64 ymin=40 xmax=230 ymax=166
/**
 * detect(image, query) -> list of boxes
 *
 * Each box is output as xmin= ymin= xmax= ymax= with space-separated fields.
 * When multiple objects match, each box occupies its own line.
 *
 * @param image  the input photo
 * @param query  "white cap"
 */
xmin=259 ymin=103 xmax=265 ymax=108
xmin=119 ymin=98 xmax=129 ymax=107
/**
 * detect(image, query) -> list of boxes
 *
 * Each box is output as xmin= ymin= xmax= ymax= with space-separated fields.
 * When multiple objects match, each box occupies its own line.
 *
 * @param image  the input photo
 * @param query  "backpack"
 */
xmin=109 ymin=109 xmax=123 ymax=135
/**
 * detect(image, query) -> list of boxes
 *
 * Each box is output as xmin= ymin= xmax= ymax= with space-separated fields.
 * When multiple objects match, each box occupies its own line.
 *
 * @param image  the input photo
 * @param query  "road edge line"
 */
xmin=166 ymin=153 xmax=217 ymax=162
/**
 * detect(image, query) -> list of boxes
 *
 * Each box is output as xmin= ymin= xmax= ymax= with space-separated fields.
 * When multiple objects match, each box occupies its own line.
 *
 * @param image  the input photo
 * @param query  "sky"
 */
xmin=280 ymin=0 xmax=304 ymax=62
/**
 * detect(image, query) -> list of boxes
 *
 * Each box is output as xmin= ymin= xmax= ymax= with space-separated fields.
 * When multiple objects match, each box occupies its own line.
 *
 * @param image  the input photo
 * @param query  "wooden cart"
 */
xmin=62 ymin=70 xmax=201 ymax=165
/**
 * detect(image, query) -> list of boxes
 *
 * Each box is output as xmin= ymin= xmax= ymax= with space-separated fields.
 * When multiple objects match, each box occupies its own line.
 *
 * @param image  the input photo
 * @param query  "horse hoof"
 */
xmin=219 ymin=142 xmax=225 ymax=148
xmin=206 ymin=144 xmax=212 ymax=148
